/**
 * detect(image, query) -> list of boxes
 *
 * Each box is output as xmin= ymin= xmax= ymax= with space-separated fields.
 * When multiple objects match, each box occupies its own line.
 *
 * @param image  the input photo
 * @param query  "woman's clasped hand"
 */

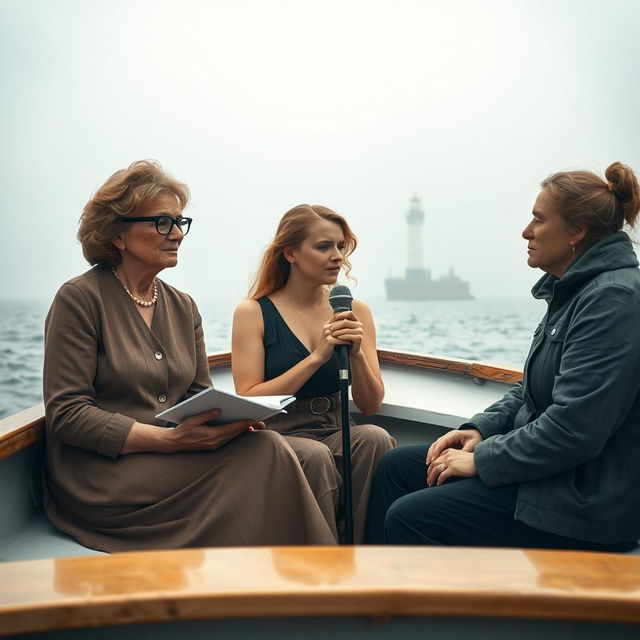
xmin=425 ymin=429 xmax=483 ymax=486
xmin=324 ymin=311 xmax=365 ymax=354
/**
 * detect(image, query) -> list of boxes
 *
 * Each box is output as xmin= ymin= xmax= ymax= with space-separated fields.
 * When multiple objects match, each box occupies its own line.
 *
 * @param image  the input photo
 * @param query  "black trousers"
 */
xmin=365 ymin=444 xmax=636 ymax=552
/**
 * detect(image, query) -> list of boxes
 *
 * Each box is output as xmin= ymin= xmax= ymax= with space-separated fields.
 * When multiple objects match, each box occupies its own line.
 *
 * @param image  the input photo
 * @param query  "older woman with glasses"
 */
xmin=42 ymin=160 xmax=335 ymax=552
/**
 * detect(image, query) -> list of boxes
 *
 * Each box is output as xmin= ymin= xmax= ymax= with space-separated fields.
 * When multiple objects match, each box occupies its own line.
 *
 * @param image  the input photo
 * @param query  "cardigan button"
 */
xmin=155 ymin=351 xmax=163 ymax=360
xmin=158 ymin=393 xmax=167 ymax=403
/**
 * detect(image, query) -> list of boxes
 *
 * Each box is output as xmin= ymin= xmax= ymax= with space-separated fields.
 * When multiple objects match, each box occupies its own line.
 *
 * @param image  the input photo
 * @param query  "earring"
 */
xmin=570 ymin=242 xmax=576 ymax=253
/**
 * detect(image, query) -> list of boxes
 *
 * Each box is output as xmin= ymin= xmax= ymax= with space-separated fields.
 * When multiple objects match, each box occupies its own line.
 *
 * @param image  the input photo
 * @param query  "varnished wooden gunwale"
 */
xmin=208 ymin=350 xmax=524 ymax=384
xmin=0 ymin=350 xmax=521 ymax=459
xmin=0 ymin=546 xmax=639 ymax=635
xmin=377 ymin=349 xmax=523 ymax=384
xmin=0 ymin=403 xmax=45 ymax=459
xmin=207 ymin=351 xmax=232 ymax=369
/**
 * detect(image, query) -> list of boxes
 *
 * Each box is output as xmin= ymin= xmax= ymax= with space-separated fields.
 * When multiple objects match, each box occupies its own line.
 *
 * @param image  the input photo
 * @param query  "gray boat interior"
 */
xmin=1 ymin=358 xmax=639 ymax=561
xmin=0 ymin=359 xmax=481 ymax=562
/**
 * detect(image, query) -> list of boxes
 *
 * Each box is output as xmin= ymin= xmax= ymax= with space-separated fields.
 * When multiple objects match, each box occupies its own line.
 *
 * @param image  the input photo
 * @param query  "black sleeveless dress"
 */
xmin=257 ymin=296 xmax=340 ymax=397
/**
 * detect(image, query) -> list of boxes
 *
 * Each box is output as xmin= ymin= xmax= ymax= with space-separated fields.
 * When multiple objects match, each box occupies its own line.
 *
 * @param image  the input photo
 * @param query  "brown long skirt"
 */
xmin=43 ymin=430 xmax=336 ymax=552
xmin=265 ymin=404 xmax=397 ymax=544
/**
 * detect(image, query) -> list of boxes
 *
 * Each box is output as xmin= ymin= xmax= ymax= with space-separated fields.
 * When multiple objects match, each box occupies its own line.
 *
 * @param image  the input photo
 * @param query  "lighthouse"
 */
xmin=384 ymin=196 xmax=473 ymax=300
xmin=405 ymin=195 xmax=426 ymax=276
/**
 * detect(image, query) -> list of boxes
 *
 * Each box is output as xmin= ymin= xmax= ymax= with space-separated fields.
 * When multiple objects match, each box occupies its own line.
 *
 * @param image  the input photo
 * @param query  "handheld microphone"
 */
xmin=328 ymin=286 xmax=353 ymax=375
xmin=328 ymin=285 xmax=353 ymax=314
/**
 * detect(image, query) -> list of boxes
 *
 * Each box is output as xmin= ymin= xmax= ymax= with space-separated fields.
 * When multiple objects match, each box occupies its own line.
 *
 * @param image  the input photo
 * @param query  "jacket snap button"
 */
xmin=158 ymin=393 xmax=167 ymax=403
xmin=155 ymin=351 xmax=163 ymax=360
xmin=551 ymin=328 xmax=556 ymax=336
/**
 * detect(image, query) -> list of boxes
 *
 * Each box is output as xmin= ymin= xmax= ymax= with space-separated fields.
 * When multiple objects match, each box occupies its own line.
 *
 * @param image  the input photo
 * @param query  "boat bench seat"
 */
xmin=3 ymin=508 xmax=638 ymax=564
xmin=3 ymin=435 xmax=638 ymax=561
xmin=0 ymin=433 xmax=104 ymax=562
xmin=0 ymin=512 xmax=103 ymax=562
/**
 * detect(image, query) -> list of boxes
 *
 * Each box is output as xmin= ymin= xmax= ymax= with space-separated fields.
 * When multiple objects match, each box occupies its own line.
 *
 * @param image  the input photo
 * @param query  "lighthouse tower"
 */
xmin=405 ymin=195 xmax=427 ymax=278
xmin=384 ymin=195 xmax=472 ymax=300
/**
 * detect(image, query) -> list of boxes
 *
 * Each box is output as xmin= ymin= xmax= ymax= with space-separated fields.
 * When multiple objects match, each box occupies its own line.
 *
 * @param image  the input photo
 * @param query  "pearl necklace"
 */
xmin=111 ymin=268 xmax=158 ymax=307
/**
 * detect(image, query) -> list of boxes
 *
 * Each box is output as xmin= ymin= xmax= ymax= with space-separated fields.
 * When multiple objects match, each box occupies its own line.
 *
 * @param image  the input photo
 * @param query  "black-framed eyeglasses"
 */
xmin=121 ymin=215 xmax=192 ymax=236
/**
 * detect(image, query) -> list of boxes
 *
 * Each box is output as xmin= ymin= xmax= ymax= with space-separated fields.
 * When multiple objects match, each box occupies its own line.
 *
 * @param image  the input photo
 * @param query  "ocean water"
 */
xmin=0 ymin=297 xmax=545 ymax=420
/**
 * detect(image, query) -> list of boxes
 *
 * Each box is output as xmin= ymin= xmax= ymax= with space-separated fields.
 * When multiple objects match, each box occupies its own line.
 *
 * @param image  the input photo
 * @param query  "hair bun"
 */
xmin=604 ymin=162 xmax=640 ymax=227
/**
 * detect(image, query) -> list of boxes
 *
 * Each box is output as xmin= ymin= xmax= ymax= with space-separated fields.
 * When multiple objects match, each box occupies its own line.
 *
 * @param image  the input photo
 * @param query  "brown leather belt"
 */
xmin=287 ymin=392 xmax=340 ymax=415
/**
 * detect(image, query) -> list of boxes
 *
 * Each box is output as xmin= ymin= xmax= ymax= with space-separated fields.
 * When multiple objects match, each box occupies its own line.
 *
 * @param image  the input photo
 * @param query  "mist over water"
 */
xmin=2 ymin=1 xmax=638 ymax=419
xmin=2 ymin=1 xmax=639 ymax=305
xmin=0 ymin=297 xmax=543 ymax=419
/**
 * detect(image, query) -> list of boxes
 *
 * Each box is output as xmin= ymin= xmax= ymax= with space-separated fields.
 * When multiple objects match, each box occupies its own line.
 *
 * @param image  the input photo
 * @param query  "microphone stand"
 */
xmin=329 ymin=285 xmax=355 ymax=545
xmin=337 ymin=344 xmax=353 ymax=545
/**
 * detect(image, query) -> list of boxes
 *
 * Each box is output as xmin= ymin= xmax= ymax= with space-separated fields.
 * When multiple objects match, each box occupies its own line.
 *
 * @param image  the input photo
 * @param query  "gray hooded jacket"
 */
xmin=469 ymin=231 xmax=640 ymax=544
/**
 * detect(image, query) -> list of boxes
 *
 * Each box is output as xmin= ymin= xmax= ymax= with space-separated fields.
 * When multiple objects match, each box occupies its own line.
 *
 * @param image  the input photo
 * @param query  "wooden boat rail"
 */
xmin=0 ymin=350 xmax=522 ymax=460
xmin=1 ymin=546 xmax=640 ymax=636
xmin=377 ymin=348 xmax=522 ymax=384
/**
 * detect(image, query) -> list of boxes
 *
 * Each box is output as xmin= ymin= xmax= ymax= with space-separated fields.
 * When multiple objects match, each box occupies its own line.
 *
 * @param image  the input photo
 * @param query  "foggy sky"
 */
xmin=2 ymin=0 xmax=639 ymax=305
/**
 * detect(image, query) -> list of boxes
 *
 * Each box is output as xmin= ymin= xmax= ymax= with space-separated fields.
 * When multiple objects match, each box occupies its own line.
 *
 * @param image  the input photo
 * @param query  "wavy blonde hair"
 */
xmin=249 ymin=204 xmax=358 ymax=299
xmin=78 ymin=160 xmax=190 ymax=267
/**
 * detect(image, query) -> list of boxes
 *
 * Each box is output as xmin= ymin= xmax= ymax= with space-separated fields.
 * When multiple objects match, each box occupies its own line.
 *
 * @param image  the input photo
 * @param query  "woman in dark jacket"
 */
xmin=366 ymin=162 xmax=640 ymax=551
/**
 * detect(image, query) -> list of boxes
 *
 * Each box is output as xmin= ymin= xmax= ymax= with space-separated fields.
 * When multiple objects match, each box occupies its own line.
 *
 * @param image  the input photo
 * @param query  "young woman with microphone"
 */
xmin=231 ymin=204 xmax=395 ymax=543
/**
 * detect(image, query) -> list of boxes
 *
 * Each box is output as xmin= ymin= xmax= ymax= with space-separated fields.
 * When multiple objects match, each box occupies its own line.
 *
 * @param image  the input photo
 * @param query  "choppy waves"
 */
xmin=0 ymin=297 xmax=544 ymax=420
xmin=0 ymin=301 xmax=49 ymax=419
